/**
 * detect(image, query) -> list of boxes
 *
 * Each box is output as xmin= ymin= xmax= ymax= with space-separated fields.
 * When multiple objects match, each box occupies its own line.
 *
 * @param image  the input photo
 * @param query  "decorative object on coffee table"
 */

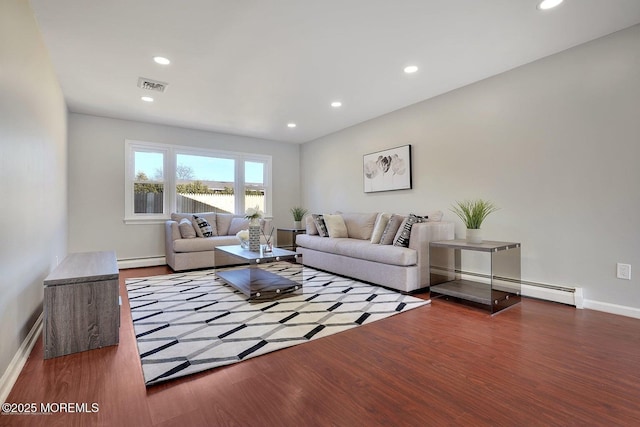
xmin=236 ymin=229 xmax=250 ymax=249
xmin=290 ymin=206 xmax=308 ymax=229
xmin=262 ymin=226 xmax=274 ymax=253
xmin=450 ymin=199 xmax=499 ymax=244
xmin=245 ymin=205 xmax=263 ymax=251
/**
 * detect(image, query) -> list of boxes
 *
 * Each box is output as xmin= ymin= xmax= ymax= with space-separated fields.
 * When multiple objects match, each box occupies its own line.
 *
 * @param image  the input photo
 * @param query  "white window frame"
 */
xmin=124 ymin=140 xmax=272 ymax=224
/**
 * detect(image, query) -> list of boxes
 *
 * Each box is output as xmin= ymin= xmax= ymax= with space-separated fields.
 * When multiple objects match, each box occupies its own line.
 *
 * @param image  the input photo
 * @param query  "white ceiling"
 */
xmin=29 ymin=0 xmax=640 ymax=144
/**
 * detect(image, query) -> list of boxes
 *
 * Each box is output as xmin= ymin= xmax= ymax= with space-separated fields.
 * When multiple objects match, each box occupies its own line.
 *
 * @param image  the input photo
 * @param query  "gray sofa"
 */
xmin=295 ymin=212 xmax=454 ymax=293
xmin=165 ymin=212 xmax=272 ymax=271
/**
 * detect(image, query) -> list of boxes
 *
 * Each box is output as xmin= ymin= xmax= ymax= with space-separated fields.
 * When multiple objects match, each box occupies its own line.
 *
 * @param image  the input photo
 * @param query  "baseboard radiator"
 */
xmin=117 ymin=256 xmax=166 ymax=269
xmin=521 ymin=280 xmax=583 ymax=308
xmin=457 ymin=271 xmax=583 ymax=308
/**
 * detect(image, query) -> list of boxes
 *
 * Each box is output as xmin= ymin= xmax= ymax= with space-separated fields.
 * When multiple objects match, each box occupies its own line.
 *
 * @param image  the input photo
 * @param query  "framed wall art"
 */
xmin=363 ymin=144 xmax=412 ymax=193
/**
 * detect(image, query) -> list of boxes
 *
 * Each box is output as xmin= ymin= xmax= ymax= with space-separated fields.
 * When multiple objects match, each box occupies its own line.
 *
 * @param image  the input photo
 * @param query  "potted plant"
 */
xmin=450 ymin=199 xmax=499 ymax=243
xmin=290 ymin=207 xmax=308 ymax=229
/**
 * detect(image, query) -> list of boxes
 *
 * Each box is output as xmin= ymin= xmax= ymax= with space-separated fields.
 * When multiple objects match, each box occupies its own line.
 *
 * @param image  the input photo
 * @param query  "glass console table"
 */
xmin=276 ymin=228 xmax=306 ymax=250
xmin=429 ymin=240 xmax=521 ymax=314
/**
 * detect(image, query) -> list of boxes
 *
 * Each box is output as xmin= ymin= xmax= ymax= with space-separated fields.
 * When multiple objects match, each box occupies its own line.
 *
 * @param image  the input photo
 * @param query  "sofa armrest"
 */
xmin=166 ymin=220 xmax=181 ymax=248
xmin=409 ymin=221 xmax=455 ymax=288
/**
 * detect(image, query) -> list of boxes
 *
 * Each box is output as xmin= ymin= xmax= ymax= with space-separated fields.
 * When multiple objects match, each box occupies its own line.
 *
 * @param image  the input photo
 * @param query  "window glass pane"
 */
xmin=176 ymin=154 xmax=235 ymax=214
xmin=245 ymin=161 xmax=264 ymax=185
xmin=245 ymin=161 xmax=265 ymax=214
xmin=133 ymin=151 xmax=164 ymax=214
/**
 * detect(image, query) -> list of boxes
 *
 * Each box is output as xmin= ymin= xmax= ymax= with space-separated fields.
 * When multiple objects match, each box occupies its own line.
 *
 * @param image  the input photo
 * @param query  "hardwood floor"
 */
xmin=4 ymin=266 xmax=640 ymax=426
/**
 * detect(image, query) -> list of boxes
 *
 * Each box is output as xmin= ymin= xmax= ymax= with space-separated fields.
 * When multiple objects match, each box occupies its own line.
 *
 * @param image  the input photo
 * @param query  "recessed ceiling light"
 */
xmin=404 ymin=65 xmax=418 ymax=74
xmin=287 ymin=123 xmax=297 ymax=128
xmin=538 ymin=0 xmax=563 ymax=10
xmin=141 ymin=96 xmax=154 ymax=102
xmin=331 ymin=101 xmax=342 ymax=108
xmin=153 ymin=56 xmax=171 ymax=65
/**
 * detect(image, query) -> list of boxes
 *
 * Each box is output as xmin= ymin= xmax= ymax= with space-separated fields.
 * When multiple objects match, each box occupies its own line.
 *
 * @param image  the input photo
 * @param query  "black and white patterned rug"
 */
xmin=126 ymin=263 xmax=429 ymax=386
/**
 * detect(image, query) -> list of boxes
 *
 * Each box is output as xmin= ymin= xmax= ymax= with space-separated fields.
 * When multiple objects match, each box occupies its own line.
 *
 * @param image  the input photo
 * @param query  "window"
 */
xmin=125 ymin=140 xmax=271 ymax=223
xmin=133 ymin=151 xmax=164 ymax=214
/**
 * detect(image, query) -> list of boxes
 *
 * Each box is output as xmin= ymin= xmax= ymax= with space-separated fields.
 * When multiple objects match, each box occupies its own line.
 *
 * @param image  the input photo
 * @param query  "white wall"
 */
xmin=0 ymin=0 xmax=67 ymax=383
xmin=68 ymin=114 xmax=300 ymax=261
xmin=301 ymin=25 xmax=640 ymax=312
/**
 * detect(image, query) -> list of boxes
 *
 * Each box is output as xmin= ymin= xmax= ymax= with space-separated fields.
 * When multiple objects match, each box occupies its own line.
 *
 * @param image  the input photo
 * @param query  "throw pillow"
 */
xmin=341 ymin=212 xmax=378 ymax=240
xmin=192 ymin=215 xmax=214 ymax=237
xmin=306 ymin=215 xmax=319 ymax=235
xmin=312 ymin=214 xmax=329 ymax=237
xmin=379 ymin=214 xmax=404 ymax=245
xmin=228 ymin=217 xmax=250 ymax=235
xmin=215 ymin=213 xmax=233 ymax=236
xmin=393 ymin=214 xmax=427 ymax=248
xmin=323 ymin=214 xmax=349 ymax=238
xmin=370 ymin=213 xmax=391 ymax=243
xmin=178 ymin=218 xmax=196 ymax=239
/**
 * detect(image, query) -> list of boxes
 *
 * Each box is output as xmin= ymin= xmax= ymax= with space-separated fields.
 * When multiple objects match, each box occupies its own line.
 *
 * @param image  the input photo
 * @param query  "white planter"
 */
xmin=294 ymin=220 xmax=302 ymax=229
xmin=466 ymin=228 xmax=482 ymax=244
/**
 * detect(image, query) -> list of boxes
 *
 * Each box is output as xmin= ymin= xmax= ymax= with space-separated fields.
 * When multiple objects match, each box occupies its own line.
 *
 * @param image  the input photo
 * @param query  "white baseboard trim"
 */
xmin=0 ymin=313 xmax=43 ymax=404
xmin=583 ymin=299 xmax=640 ymax=319
xmin=117 ymin=256 xmax=166 ymax=269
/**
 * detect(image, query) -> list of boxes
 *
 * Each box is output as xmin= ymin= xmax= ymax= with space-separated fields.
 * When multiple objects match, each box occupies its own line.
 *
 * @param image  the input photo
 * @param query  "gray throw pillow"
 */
xmin=178 ymin=218 xmax=197 ymax=239
xmin=306 ymin=216 xmax=319 ymax=235
xmin=379 ymin=214 xmax=404 ymax=245
xmin=228 ymin=217 xmax=250 ymax=235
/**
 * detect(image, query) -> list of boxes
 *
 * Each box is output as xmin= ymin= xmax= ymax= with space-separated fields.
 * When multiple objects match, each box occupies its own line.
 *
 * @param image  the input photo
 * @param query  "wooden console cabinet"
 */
xmin=43 ymin=251 xmax=120 ymax=359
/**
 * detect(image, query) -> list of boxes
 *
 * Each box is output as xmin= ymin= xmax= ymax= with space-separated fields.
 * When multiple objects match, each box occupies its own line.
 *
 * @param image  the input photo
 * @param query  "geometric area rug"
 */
xmin=126 ymin=263 xmax=429 ymax=386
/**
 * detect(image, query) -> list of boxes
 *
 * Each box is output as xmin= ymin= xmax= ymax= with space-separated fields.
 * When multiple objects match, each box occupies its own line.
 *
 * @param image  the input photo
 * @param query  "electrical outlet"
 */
xmin=616 ymin=263 xmax=631 ymax=280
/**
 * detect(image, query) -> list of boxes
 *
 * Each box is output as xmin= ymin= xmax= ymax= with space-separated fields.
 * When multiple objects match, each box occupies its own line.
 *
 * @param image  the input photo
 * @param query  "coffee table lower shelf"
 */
xmin=217 ymin=268 xmax=301 ymax=301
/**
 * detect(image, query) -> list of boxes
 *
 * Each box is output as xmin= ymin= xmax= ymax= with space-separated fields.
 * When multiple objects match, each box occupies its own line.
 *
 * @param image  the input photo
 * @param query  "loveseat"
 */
xmin=295 ymin=211 xmax=454 ymax=293
xmin=165 ymin=212 xmax=272 ymax=271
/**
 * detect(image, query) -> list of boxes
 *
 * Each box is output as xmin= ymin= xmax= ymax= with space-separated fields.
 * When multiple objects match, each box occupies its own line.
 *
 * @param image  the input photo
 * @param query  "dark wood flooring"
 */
xmin=4 ymin=266 xmax=640 ymax=426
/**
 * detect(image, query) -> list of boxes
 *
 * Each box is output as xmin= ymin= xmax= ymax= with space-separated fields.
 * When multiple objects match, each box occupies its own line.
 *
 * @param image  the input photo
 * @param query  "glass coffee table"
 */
xmin=214 ymin=245 xmax=303 ymax=301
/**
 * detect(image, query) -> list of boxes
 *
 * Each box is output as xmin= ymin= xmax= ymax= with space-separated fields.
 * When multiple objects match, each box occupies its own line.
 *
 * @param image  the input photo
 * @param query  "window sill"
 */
xmin=123 ymin=217 xmax=169 ymax=225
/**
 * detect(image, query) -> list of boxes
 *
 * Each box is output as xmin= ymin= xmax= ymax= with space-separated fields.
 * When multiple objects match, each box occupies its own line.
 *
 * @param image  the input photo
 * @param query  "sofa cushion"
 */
xmin=379 ymin=214 xmax=404 ymax=245
xmin=178 ymin=218 xmax=196 ymax=239
xmin=216 ymin=214 xmax=235 ymax=236
xmin=393 ymin=214 xmax=427 ymax=247
xmin=173 ymin=235 xmax=240 ymax=253
xmin=341 ymin=212 xmax=378 ymax=240
xmin=324 ymin=214 xmax=348 ymax=238
xmin=306 ymin=215 xmax=319 ymax=235
xmin=228 ymin=217 xmax=250 ymax=235
xmin=193 ymin=215 xmax=215 ymax=237
xmin=370 ymin=213 xmax=391 ymax=243
xmin=312 ymin=214 xmax=329 ymax=237
xmin=296 ymin=235 xmax=417 ymax=266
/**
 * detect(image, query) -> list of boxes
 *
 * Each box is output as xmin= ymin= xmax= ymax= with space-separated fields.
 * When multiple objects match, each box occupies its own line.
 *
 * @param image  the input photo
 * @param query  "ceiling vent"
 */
xmin=137 ymin=77 xmax=168 ymax=93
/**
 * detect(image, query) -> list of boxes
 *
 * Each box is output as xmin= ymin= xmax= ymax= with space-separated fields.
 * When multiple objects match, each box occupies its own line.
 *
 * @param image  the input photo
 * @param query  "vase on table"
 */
xmin=249 ymin=218 xmax=261 ymax=251
xmin=294 ymin=220 xmax=302 ymax=229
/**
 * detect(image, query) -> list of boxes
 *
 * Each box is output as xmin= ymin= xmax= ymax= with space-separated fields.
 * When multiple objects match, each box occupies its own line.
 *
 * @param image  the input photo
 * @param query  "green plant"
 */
xmin=450 ymin=199 xmax=499 ymax=229
xmin=290 ymin=207 xmax=308 ymax=221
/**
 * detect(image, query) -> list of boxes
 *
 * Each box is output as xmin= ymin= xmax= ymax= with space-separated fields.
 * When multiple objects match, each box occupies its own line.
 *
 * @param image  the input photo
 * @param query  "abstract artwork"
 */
xmin=363 ymin=144 xmax=412 ymax=193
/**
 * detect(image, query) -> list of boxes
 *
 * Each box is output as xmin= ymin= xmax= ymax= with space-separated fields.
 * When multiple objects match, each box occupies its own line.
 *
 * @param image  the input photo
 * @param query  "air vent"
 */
xmin=137 ymin=77 xmax=168 ymax=93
